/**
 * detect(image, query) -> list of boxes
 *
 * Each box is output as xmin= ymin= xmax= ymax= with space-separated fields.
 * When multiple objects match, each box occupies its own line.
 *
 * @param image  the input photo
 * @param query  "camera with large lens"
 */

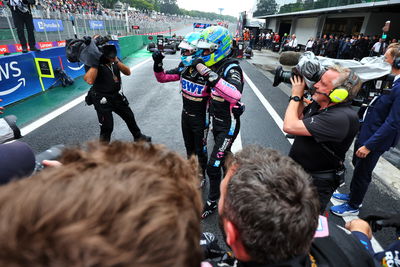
xmin=273 ymin=51 xmax=393 ymax=108
xmin=273 ymin=51 xmax=326 ymax=90
xmin=66 ymin=35 xmax=116 ymax=65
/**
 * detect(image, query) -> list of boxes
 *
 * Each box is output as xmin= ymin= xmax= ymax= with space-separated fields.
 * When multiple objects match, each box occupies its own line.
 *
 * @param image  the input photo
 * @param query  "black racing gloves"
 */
xmin=152 ymin=50 xmax=165 ymax=72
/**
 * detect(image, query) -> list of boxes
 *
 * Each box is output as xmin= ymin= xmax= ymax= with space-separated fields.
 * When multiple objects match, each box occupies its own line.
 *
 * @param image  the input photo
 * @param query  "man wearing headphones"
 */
xmin=283 ymin=65 xmax=362 ymax=213
xmin=330 ymin=43 xmax=400 ymax=216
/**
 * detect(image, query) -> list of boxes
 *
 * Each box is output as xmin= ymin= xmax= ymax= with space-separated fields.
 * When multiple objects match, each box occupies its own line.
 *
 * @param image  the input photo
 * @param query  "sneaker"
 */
xmin=332 ymin=193 xmax=350 ymax=203
xmin=332 ymin=193 xmax=363 ymax=207
xmin=201 ymin=199 xmax=217 ymax=219
xmin=134 ymin=134 xmax=151 ymax=142
xmin=330 ymin=203 xmax=359 ymax=217
xmin=22 ymin=48 xmax=28 ymax=53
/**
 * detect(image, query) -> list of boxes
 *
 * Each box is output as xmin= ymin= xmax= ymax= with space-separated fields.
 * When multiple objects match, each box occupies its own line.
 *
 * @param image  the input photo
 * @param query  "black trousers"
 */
xmin=311 ymin=170 xmax=340 ymax=213
xmin=207 ymin=114 xmax=240 ymax=201
xmin=11 ymin=9 xmax=36 ymax=49
xmin=94 ymin=94 xmax=142 ymax=143
xmin=181 ymin=111 xmax=209 ymax=178
xmin=349 ymin=141 xmax=383 ymax=208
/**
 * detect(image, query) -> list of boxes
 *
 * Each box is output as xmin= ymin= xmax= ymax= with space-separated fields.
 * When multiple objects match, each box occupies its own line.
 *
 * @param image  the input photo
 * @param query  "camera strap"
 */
xmin=320 ymin=143 xmax=344 ymax=169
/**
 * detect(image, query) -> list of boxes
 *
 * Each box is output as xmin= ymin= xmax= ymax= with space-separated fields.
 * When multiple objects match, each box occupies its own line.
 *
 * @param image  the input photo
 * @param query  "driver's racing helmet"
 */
xmin=179 ymin=32 xmax=201 ymax=66
xmin=197 ymin=26 xmax=232 ymax=67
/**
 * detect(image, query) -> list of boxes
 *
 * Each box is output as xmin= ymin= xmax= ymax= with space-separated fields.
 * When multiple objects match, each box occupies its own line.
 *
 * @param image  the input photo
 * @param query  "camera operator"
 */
xmin=331 ymin=43 xmax=400 ymax=216
xmin=83 ymin=37 xmax=151 ymax=143
xmin=204 ymin=146 xmax=377 ymax=267
xmin=283 ymin=65 xmax=362 ymax=213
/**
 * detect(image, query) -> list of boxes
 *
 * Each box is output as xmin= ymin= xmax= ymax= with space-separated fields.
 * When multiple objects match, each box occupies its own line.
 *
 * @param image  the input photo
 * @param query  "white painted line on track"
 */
xmin=243 ymin=69 xmax=384 ymax=252
xmin=21 ymin=58 xmax=152 ymax=136
xmin=242 ymin=71 xmax=293 ymax=145
xmin=130 ymin=58 xmax=152 ymax=72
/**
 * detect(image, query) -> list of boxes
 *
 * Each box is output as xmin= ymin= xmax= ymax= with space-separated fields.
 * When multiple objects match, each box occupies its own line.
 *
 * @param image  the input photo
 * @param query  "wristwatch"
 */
xmin=289 ymin=96 xmax=303 ymax=102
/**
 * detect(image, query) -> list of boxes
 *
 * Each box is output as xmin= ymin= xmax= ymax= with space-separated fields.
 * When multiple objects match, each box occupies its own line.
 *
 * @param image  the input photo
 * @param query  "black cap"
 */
xmin=0 ymin=141 xmax=35 ymax=185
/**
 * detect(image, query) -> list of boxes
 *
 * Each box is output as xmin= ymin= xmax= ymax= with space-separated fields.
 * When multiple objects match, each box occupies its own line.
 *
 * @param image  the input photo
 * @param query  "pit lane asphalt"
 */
xmin=15 ymin=48 xmax=400 ymax=252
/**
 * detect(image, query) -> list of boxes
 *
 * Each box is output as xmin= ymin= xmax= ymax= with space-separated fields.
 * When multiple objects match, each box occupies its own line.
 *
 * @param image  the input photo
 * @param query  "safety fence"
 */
xmin=0 ymin=8 xmax=209 ymax=52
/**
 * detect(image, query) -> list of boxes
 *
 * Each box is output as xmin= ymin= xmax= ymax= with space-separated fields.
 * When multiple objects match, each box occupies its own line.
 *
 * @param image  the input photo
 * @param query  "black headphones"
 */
xmin=393 ymin=47 xmax=400 ymax=69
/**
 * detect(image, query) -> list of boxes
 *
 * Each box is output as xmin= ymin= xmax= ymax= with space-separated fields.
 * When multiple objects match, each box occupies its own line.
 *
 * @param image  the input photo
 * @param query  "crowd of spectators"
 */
xmin=37 ymin=0 xmax=101 ymax=15
xmin=255 ymin=30 xmax=398 ymax=60
xmin=304 ymin=34 xmax=398 ymax=60
xmin=128 ymin=10 xmax=188 ymax=25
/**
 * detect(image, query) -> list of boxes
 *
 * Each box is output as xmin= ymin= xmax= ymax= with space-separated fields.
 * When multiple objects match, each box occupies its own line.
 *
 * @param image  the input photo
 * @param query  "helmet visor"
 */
xmin=178 ymin=41 xmax=196 ymax=52
xmin=197 ymin=40 xmax=218 ymax=51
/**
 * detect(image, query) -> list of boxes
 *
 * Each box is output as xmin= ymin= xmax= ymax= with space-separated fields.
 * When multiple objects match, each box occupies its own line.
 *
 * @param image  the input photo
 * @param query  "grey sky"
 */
xmin=176 ymin=0 xmax=256 ymax=17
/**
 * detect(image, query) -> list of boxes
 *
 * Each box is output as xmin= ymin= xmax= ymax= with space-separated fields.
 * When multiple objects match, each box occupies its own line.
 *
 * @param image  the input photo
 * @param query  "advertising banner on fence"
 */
xmin=193 ymin=23 xmax=211 ymax=29
xmin=33 ymin=19 xmax=64 ymax=32
xmin=89 ymin=20 xmax=105 ymax=30
xmin=0 ymin=53 xmax=42 ymax=106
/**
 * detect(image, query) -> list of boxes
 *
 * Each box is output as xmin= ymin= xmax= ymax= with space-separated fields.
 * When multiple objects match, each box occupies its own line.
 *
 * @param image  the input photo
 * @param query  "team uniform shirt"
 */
xmin=289 ymin=101 xmax=359 ymax=172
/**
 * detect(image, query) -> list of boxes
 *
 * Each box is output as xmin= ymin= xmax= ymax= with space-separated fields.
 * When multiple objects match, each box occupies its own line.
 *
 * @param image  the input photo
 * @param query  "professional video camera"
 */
xmin=273 ymin=51 xmax=393 ymax=107
xmin=66 ymin=35 xmax=117 ymax=66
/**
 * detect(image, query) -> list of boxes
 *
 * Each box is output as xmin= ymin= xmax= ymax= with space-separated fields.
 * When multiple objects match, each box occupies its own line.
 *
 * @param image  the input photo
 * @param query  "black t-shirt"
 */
xmin=85 ymin=62 xmax=121 ymax=95
xmin=289 ymin=101 xmax=359 ymax=172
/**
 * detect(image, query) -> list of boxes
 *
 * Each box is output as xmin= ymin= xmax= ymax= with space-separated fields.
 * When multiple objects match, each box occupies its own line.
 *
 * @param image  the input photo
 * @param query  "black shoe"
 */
xmin=201 ymin=199 xmax=217 ymax=219
xmin=135 ymin=134 xmax=151 ymax=142
xmin=30 ymin=47 xmax=40 ymax=52
xmin=22 ymin=48 xmax=28 ymax=53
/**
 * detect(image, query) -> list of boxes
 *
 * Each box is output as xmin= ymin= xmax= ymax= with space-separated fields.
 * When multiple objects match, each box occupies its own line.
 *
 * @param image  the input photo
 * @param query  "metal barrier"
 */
xmin=0 ymin=7 xmax=211 ymax=47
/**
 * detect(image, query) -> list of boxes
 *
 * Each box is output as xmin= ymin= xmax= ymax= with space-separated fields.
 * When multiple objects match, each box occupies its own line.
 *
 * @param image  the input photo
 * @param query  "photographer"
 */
xmin=331 ymin=43 xmax=400 ymax=216
xmin=283 ymin=65 xmax=362 ymax=213
xmin=83 ymin=37 xmax=151 ymax=143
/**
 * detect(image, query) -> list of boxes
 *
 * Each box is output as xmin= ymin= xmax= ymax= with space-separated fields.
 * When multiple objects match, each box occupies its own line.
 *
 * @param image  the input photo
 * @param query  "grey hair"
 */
xmin=222 ymin=146 xmax=320 ymax=264
xmin=328 ymin=65 xmax=362 ymax=100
